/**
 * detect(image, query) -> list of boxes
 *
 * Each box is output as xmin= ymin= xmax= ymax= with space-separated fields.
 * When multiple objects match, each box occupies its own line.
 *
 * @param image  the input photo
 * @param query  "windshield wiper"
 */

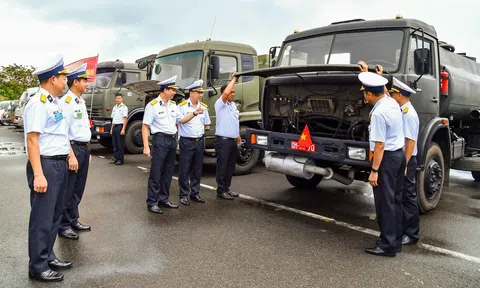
xmin=325 ymin=34 xmax=337 ymax=65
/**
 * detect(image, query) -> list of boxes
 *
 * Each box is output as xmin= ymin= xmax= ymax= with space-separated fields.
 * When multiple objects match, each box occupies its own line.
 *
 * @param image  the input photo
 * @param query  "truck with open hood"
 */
xmin=240 ymin=16 xmax=480 ymax=213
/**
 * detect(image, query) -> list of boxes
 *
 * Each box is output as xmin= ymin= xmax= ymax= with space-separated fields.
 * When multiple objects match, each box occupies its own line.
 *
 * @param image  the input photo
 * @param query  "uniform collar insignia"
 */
xmin=75 ymin=98 xmax=80 ymax=104
xmin=47 ymin=95 xmax=53 ymax=102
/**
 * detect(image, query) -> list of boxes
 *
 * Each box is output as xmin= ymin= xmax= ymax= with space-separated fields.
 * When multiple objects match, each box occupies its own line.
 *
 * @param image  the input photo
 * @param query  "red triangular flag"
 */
xmin=298 ymin=125 xmax=312 ymax=149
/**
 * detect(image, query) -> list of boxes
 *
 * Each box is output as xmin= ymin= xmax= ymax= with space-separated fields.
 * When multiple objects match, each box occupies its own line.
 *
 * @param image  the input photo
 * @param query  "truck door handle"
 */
xmin=432 ymin=98 xmax=439 ymax=103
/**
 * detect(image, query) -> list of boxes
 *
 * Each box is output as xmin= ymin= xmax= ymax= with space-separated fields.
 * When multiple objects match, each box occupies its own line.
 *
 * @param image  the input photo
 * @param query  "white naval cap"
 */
xmin=358 ymin=71 xmax=388 ymax=92
xmin=158 ymin=75 xmax=179 ymax=89
xmin=67 ymin=63 xmax=91 ymax=81
xmin=185 ymin=79 xmax=205 ymax=92
xmin=32 ymin=54 xmax=68 ymax=81
xmin=389 ymin=77 xmax=416 ymax=96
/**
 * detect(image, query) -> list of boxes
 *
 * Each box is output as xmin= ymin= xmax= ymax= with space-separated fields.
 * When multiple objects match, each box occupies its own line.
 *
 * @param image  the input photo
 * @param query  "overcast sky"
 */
xmin=1 ymin=0 xmax=478 ymax=68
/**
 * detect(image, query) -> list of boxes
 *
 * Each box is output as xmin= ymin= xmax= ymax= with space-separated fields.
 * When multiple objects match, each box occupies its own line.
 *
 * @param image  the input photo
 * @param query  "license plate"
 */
xmin=290 ymin=141 xmax=316 ymax=152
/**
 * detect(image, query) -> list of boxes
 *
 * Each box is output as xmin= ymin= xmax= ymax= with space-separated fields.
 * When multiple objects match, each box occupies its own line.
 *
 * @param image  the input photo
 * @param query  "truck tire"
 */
xmin=417 ymin=142 xmax=444 ymax=213
xmin=285 ymin=174 xmax=323 ymax=189
xmin=125 ymin=120 xmax=143 ymax=154
xmin=234 ymin=142 xmax=261 ymax=176
xmin=472 ymin=172 xmax=480 ymax=182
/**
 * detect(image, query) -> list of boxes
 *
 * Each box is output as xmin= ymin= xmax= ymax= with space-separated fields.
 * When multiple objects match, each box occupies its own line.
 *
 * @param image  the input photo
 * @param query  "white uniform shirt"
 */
xmin=177 ymin=99 xmax=211 ymax=138
xmin=214 ymin=98 xmax=239 ymax=138
xmin=111 ymin=103 xmax=128 ymax=124
xmin=23 ymin=87 xmax=70 ymax=156
xmin=401 ymin=102 xmax=420 ymax=156
xmin=143 ymin=97 xmax=183 ymax=135
xmin=59 ymin=90 xmax=91 ymax=142
xmin=369 ymin=96 xmax=404 ymax=152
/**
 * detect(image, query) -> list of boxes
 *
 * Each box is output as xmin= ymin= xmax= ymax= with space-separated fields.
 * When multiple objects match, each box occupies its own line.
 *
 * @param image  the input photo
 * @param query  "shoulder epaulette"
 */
xmin=40 ymin=94 xmax=47 ymax=103
xmin=121 ymin=103 xmax=126 ymax=107
xmin=150 ymin=99 xmax=158 ymax=105
xmin=170 ymin=100 xmax=176 ymax=104
xmin=200 ymin=102 xmax=208 ymax=108
xmin=179 ymin=101 xmax=187 ymax=106
xmin=65 ymin=95 xmax=72 ymax=103
xmin=403 ymin=107 xmax=409 ymax=114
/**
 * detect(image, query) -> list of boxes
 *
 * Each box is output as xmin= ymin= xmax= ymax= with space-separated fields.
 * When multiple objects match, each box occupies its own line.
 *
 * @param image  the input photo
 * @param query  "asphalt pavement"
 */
xmin=0 ymin=125 xmax=479 ymax=288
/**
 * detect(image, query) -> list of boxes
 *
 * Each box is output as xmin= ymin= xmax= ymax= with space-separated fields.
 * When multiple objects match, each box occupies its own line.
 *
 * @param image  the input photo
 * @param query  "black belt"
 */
xmin=112 ymin=123 xmax=123 ymax=126
xmin=384 ymin=148 xmax=403 ymax=153
xmin=216 ymin=135 xmax=236 ymax=141
xmin=70 ymin=140 xmax=90 ymax=147
xmin=153 ymin=132 xmax=176 ymax=138
xmin=40 ymin=155 xmax=69 ymax=161
xmin=181 ymin=136 xmax=204 ymax=142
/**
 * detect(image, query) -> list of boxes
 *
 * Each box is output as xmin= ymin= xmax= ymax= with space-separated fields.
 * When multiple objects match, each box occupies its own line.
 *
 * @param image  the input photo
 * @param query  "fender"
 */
xmin=127 ymin=107 xmax=145 ymax=122
xmin=416 ymin=117 xmax=450 ymax=169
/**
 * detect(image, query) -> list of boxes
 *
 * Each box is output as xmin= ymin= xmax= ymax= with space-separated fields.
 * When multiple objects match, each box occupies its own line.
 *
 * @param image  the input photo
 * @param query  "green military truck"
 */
xmin=128 ymin=40 xmax=268 ymax=175
xmin=241 ymin=16 xmax=480 ymax=213
xmin=85 ymin=61 xmax=148 ymax=153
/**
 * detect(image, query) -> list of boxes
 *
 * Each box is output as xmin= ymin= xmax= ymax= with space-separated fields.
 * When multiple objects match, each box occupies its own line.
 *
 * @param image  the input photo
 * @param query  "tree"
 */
xmin=0 ymin=64 xmax=39 ymax=100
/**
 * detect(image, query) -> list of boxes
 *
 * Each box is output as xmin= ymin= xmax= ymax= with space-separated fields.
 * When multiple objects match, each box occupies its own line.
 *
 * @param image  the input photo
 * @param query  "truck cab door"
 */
xmin=406 ymin=33 xmax=439 ymax=124
xmin=112 ymin=70 xmax=143 ymax=110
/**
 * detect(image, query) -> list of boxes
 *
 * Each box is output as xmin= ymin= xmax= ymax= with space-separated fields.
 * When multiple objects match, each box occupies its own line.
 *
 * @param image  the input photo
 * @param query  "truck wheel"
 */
xmin=99 ymin=138 xmax=113 ymax=149
xmin=285 ymin=174 xmax=323 ymax=189
xmin=234 ymin=141 xmax=261 ymax=176
xmin=125 ymin=120 xmax=144 ymax=154
xmin=417 ymin=142 xmax=444 ymax=213
xmin=472 ymin=172 xmax=480 ymax=182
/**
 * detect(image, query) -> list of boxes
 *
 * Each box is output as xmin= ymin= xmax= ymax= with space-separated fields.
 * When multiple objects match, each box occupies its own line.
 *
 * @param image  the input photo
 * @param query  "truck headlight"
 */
xmin=250 ymin=134 xmax=268 ymax=146
xmin=347 ymin=147 xmax=366 ymax=160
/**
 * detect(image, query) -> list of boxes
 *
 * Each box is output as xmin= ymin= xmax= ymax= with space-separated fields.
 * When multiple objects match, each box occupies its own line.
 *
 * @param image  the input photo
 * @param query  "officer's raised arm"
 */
xmin=221 ymin=74 xmax=238 ymax=104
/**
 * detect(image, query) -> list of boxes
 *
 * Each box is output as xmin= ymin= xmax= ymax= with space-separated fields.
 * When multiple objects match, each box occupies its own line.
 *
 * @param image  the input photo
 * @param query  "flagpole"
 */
xmin=89 ymin=54 xmax=99 ymax=120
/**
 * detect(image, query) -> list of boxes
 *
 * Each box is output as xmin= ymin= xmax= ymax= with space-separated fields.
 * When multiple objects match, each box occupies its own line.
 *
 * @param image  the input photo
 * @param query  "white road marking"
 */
xmin=98 ymin=156 xmax=105 ymax=159
xmin=138 ymin=165 xmax=480 ymax=264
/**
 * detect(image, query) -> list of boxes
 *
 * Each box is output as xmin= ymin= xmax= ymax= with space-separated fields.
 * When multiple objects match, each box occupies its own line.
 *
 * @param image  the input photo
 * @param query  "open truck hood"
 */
xmin=123 ymin=80 xmax=162 ymax=97
xmin=235 ymin=64 xmax=377 ymax=78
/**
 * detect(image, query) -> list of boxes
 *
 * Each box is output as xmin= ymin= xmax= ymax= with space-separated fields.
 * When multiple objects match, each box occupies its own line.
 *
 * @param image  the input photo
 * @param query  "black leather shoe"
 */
xmin=375 ymin=239 xmax=402 ymax=252
xmin=160 ymin=201 xmax=179 ymax=209
xmin=72 ymin=222 xmax=91 ymax=231
xmin=365 ymin=246 xmax=396 ymax=257
xmin=29 ymin=269 xmax=63 ymax=282
xmin=147 ymin=205 xmax=163 ymax=214
xmin=227 ymin=190 xmax=239 ymax=197
xmin=217 ymin=192 xmax=234 ymax=200
xmin=190 ymin=195 xmax=205 ymax=203
xmin=109 ymin=160 xmax=117 ymax=164
xmin=48 ymin=259 xmax=72 ymax=270
xmin=180 ymin=197 xmax=190 ymax=206
xmin=58 ymin=229 xmax=79 ymax=240
xmin=402 ymin=235 xmax=418 ymax=245
xmin=115 ymin=162 xmax=123 ymax=165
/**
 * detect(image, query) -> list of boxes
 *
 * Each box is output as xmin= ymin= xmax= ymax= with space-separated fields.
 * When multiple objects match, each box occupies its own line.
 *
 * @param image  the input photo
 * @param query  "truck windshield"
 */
xmin=278 ymin=30 xmax=404 ymax=71
xmin=152 ymin=51 xmax=203 ymax=89
xmin=88 ymin=70 xmax=115 ymax=89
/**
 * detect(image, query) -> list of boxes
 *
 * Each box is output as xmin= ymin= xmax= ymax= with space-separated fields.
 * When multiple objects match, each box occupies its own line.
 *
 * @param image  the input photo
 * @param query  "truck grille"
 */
xmin=308 ymin=98 xmax=335 ymax=115
xmin=85 ymin=105 xmax=102 ymax=118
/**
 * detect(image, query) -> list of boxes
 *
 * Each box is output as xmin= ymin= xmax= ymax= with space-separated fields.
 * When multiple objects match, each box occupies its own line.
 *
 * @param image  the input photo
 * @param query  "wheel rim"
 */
xmin=425 ymin=158 xmax=443 ymax=200
xmin=132 ymin=127 xmax=143 ymax=147
xmin=237 ymin=139 xmax=253 ymax=165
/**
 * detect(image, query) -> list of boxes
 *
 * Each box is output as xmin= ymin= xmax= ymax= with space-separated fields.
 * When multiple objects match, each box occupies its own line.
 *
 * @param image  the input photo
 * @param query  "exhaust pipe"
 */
xmin=470 ymin=109 xmax=480 ymax=119
xmin=263 ymin=153 xmax=355 ymax=185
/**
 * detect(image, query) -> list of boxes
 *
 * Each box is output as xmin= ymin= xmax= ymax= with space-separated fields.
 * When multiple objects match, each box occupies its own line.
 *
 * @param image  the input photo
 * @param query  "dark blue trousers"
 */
xmin=147 ymin=133 xmax=176 ymax=205
xmin=214 ymin=136 xmax=238 ymax=194
xmin=112 ymin=124 xmax=125 ymax=163
xmin=402 ymin=156 xmax=420 ymax=241
xmin=60 ymin=144 xmax=91 ymax=231
xmin=27 ymin=157 xmax=67 ymax=273
xmin=178 ymin=137 xmax=204 ymax=198
xmin=373 ymin=149 xmax=406 ymax=254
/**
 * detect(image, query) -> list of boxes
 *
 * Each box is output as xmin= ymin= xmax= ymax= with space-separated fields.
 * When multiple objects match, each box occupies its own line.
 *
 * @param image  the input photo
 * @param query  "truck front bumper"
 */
xmin=91 ymin=120 xmax=112 ymax=140
xmin=245 ymin=129 xmax=371 ymax=168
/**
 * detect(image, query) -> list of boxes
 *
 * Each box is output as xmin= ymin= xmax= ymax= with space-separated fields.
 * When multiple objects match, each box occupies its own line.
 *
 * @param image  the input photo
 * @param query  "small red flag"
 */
xmin=298 ymin=125 xmax=312 ymax=149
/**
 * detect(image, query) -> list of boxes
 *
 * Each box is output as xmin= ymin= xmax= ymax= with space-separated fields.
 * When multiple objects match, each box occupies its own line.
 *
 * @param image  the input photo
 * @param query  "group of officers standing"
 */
xmin=23 ymin=55 xmax=243 ymax=282
xmin=358 ymin=61 xmax=420 ymax=257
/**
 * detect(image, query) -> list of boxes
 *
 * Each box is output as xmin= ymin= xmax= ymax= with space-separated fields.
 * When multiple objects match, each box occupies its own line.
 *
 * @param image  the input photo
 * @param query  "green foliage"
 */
xmin=0 ymin=64 xmax=39 ymax=100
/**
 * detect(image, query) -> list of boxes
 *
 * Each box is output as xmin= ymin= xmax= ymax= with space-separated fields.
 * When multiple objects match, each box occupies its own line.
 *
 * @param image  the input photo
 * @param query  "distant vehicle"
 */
xmin=0 ymin=101 xmax=10 ymax=126
xmin=1 ymin=100 xmax=19 ymax=126
xmin=14 ymin=87 xmax=39 ymax=128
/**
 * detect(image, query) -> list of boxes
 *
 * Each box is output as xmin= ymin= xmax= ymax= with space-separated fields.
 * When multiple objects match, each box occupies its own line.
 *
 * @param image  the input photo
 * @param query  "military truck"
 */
xmin=240 ymin=17 xmax=480 ymax=213
xmin=128 ymin=40 xmax=268 ymax=175
xmin=85 ymin=61 xmax=148 ymax=153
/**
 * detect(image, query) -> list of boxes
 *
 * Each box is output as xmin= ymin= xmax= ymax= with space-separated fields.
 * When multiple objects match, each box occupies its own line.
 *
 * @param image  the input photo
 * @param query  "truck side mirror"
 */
xmin=270 ymin=47 xmax=277 ymax=59
xmin=137 ymin=60 xmax=149 ymax=70
xmin=414 ymin=48 xmax=431 ymax=75
xmin=121 ymin=72 xmax=127 ymax=84
xmin=210 ymin=55 xmax=220 ymax=80
xmin=271 ymin=59 xmax=277 ymax=67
